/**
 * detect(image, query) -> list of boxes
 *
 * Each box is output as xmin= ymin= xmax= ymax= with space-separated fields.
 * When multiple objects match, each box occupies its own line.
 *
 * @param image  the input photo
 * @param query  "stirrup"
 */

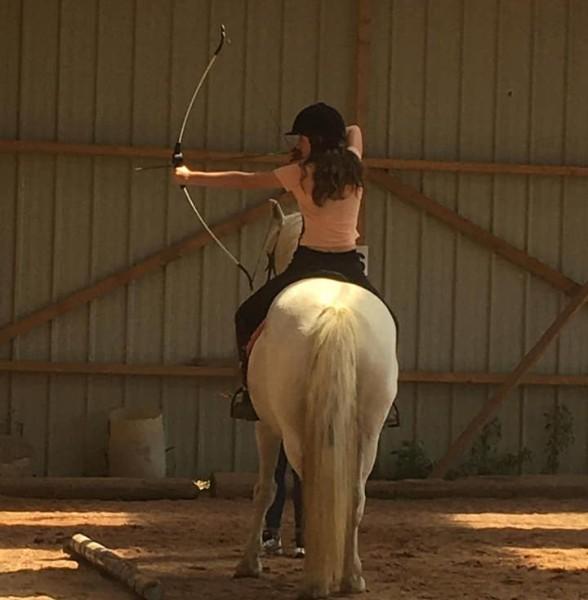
xmin=385 ymin=404 xmax=400 ymax=428
xmin=230 ymin=387 xmax=259 ymax=421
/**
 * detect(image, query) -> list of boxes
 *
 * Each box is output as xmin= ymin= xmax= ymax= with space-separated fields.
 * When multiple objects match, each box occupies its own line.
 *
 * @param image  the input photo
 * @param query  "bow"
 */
xmin=172 ymin=24 xmax=254 ymax=291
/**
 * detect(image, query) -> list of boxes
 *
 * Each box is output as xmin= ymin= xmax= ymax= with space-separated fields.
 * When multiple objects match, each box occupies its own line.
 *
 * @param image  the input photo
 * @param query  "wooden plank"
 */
xmin=0 ymin=477 xmax=201 ymax=499
xmin=0 ymin=361 xmax=237 ymax=377
xmin=4 ymin=139 xmax=588 ymax=176
xmin=2 ymin=360 xmax=588 ymax=386
xmin=212 ymin=471 xmax=588 ymax=500
xmin=367 ymin=169 xmax=579 ymax=295
xmin=431 ymin=279 xmax=588 ymax=479
xmin=0 ymin=198 xmax=282 ymax=348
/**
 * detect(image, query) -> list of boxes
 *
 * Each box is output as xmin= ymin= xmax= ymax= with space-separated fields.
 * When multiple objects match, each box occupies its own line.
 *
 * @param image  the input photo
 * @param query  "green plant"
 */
xmin=391 ymin=440 xmax=433 ymax=480
xmin=543 ymin=403 xmax=575 ymax=474
xmin=451 ymin=418 xmax=532 ymax=477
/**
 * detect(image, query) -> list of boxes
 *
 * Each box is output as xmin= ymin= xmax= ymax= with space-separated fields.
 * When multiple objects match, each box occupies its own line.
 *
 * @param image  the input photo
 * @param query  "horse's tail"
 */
xmin=303 ymin=304 xmax=358 ymax=594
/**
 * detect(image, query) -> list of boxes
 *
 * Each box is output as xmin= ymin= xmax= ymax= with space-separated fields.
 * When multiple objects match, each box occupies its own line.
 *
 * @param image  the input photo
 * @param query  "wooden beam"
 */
xmin=431 ymin=280 xmax=588 ymax=479
xmin=367 ymin=169 xmax=580 ymax=296
xmin=0 ymin=360 xmax=237 ymax=377
xmin=401 ymin=370 xmax=588 ymax=386
xmin=3 ymin=360 xmax=588 ymax=386
xmin=366 ymin=157 xmax=588 ymax=177
xmin=0 ymin=198 xmax=287 ymax=347
xmin=3 ymin=139 xmax=588 ymax=177
xmin=354 ymin=0 xmax=371 ymax=244
xmin=0 ymin=139 xmax=288 ymax=165
xmin=212 ymin=471 xmax=588 ymax=500
xmin=0 ymin=477 xmax=203 ymax=500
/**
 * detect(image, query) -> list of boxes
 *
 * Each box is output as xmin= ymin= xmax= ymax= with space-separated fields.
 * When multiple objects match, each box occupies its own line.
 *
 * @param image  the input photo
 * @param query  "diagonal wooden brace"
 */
xmin=366 ymin=169 xmax=579 ymax=296
xmin=0 ymin=197 xmax=292 ymax=348
xmin=431 ymin=279 xmax=588 ymax=479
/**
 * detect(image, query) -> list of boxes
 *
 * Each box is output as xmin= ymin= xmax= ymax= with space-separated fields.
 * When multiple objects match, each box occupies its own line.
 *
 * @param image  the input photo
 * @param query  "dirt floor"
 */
xmin=0 ymin=494 xmax=587 ymax=600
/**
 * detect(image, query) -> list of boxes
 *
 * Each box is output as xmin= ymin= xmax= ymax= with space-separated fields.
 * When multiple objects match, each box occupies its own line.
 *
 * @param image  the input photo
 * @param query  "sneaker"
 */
xmin=293 ymin=546 xmax=305 ymax=559
xmin=230 ymin=387 xmax=259 ymax=421
xmin=262 ymin=534 xmax=284 ymax=556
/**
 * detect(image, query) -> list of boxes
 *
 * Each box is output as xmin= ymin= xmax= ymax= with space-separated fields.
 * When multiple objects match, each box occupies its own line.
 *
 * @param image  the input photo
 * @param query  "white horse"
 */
xmin=235 ymin=201 xmax=398 ymax=599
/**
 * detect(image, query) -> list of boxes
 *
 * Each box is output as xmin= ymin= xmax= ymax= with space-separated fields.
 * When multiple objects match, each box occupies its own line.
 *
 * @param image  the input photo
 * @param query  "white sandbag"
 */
xmin=108 ymin=408 xmax=166 ymax=478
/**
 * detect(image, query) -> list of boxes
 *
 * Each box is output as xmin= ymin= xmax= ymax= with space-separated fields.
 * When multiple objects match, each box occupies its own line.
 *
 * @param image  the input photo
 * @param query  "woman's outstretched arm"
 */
xmin=174 ymin=166 xmax=281 ymax=190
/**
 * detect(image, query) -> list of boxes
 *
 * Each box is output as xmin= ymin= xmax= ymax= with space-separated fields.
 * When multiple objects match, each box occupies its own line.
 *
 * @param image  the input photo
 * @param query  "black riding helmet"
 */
xmin=286 ymin=102 xmax=346 ymax=148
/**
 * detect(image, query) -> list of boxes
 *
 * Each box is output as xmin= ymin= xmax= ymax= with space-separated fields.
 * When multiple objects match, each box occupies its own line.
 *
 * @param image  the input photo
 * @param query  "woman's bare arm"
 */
xmin=174 ymin=167 xmax=281 ymax=189
xmin=346 ymin=125 xmax=363 ymax=158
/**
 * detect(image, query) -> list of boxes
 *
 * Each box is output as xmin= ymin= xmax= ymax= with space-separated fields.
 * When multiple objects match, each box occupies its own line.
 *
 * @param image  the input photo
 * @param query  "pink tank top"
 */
xmin=273 ymin=153 xmax=362 ymax=251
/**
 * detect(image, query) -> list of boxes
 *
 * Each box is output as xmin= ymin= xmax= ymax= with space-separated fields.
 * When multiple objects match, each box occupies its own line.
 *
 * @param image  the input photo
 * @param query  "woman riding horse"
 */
xmin=174 ymin=102 xmax=392 ymax=420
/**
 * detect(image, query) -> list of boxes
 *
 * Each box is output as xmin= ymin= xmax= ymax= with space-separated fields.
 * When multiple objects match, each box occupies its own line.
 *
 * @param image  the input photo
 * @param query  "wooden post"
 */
xmin=64 ymin=533 xmax=162 ymax=600
xmin=431 ymin=280 xmax=588 ymax=479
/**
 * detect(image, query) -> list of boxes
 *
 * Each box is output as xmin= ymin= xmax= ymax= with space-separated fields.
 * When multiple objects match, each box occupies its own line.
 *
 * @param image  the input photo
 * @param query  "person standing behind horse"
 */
xmin=174 ymin=102 xmax=392 ymax=420
xmin=262 ymin=443 xmax=304 ymax=558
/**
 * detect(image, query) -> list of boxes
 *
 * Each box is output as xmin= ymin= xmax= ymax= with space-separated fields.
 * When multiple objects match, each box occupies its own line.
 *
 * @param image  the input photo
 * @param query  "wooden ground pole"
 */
xmin=63 ymin=533 xmax=163 ymax=600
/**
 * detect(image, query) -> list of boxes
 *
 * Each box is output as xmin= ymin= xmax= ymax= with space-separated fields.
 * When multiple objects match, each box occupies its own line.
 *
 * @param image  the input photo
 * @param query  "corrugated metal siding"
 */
xmin=368 ymin=0 xmax=588 ymax=477
xmin=0 ymin=0 xmax=586 ymax=476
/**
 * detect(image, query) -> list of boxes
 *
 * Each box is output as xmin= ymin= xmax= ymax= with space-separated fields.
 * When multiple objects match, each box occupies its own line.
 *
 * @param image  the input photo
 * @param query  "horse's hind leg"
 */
xmin=340 ymin=483 xmax=367 ymax=594
xmin=234 ymin=422 xmax=281 ymax=578
xmin=341 ymin=435 xmax=379 ymax=594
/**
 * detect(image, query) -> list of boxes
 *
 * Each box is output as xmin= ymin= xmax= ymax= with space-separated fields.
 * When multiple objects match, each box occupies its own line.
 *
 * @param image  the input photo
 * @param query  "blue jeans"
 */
xmin=265 ymin=444 xmax=303 ymax=546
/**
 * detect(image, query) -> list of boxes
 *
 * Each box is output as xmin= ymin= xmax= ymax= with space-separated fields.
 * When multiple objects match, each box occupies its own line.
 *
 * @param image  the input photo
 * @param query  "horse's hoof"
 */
xmin=233 ymin=558 xmax=262 ymax=578
xmin=340 ymin=575 xmax=366 ymax=594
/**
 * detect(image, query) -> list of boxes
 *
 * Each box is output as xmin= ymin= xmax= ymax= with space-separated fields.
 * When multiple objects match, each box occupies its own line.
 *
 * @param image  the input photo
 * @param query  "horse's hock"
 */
xmin=108 ymin=408 xmax=167 ymax=478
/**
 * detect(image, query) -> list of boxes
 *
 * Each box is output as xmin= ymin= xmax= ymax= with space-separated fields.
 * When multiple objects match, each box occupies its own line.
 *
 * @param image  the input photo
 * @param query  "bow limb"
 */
xmin=172 ymin=25 xmax=254 ymax=291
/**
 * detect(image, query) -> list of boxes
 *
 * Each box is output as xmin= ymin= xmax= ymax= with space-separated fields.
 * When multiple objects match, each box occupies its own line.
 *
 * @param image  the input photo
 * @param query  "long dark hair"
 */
xmin=304 ymin=136 xmax=363 ymax=207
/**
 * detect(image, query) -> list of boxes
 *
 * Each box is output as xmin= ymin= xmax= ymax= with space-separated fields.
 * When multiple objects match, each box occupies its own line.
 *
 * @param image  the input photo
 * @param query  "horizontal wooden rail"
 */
xmin=0 ymin=360 xmax=237 ymax=377
xmin=2 ymin=139 xmax=588 ymax=177
xmin=0 ymin=139 xmax=289 ymax=165
xmin=2 ymin=360 xmax=588 ymax=386
xmin=366 ymin=157 xmax=588 ymax=177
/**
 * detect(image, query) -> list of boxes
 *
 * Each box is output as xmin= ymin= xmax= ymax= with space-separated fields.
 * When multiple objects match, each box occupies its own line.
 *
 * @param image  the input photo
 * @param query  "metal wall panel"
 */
xmin=0 ymin=0 xmax=587 ymax=477
xmin=367 ymin=0 xmax=588 ymax=476
xmin=0 ymin=0 xmax=20 ymax=434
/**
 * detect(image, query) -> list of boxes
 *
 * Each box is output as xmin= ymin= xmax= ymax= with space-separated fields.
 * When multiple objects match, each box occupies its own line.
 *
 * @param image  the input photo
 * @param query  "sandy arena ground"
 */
xmin=0 ymin=494 xmax=587 ymax=600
